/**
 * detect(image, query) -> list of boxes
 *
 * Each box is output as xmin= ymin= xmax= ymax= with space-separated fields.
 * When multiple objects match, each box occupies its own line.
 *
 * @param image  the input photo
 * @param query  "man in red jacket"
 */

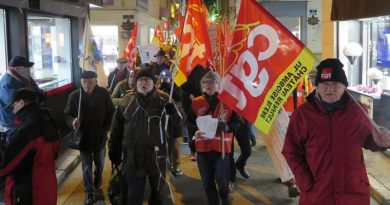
xmin=282 ymin=58 xmax=390 ymax=205
xmin=0 ymin=88 xmax=60 ymax=205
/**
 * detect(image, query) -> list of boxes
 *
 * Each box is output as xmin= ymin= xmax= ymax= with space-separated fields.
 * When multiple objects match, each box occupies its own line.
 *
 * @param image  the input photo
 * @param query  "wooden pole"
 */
xmin=219 ymin=15 xmax=225 ymax=159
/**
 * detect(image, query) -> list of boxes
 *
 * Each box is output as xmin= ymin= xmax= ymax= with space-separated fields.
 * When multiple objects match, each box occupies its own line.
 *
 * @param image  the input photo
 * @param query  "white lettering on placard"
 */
xmin=220 ymin=24 xmax=279 ymax=110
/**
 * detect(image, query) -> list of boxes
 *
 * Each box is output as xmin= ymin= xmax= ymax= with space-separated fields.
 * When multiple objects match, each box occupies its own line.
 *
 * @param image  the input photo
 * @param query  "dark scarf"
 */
xmin=316 ymin=91 xmax=349 ymax=113
xmin=8 ymin=69 xmax=40 ymax=92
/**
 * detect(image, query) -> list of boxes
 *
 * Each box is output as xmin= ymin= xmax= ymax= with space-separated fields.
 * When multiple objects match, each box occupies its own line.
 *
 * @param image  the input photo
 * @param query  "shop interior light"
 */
xmin=89 ymin=3 xmax=102 ymax=8
xmin=343 ymin=42 xmax=363 ymax=64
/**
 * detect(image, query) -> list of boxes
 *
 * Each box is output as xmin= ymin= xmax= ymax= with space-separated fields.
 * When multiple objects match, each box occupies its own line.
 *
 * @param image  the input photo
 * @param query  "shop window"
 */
xmin=91 ymin=25 xmax=118 ymax=75
xmin=27 ymin=14 xmax=72 ymax=91
xmin=364 ymin=16 xmax=390 ymax=91
xmin=0 ymin=9 xmax=7 ymax=77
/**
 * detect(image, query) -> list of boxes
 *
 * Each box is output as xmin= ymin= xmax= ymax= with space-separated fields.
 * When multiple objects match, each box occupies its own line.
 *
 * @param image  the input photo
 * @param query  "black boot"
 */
xmin=236 ymin=165 xmax=250 ymax=179
xmin=84 ymin=193 xmax=95 ymax=205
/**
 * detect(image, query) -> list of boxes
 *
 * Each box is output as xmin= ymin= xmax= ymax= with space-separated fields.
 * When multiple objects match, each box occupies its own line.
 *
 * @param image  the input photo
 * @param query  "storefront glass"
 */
xmin=369 ymin=16 xmax=390 ymax=91
xmin=27 ymin=14 xmax=72 ymax=91
xmin=338 ymin=16 xmax=390 ymax=91
xmin=0 ymin=9 xmax=7 ymax=77
xmin=91 ymin=25 xmax=118 ymax=75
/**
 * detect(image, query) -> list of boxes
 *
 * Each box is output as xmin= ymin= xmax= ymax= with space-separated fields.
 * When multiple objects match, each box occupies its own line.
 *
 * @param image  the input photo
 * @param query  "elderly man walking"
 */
xmin=282 ymin=58 xmax=390 ymax=205
xmin=109 ymin=68 xmax=185 ymax=205
xmin=64 ymin=71 xmax=115 ymax=205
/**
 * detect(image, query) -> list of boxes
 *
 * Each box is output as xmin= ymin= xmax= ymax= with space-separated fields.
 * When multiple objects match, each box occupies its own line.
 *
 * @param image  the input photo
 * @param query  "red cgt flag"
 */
xmin=174 ymin=0 xmax=213 ymax=86
xmin=218 ymin=0 xmax=318 ymax=134
xmin=123 ymin=22 xmax=139 ymax=67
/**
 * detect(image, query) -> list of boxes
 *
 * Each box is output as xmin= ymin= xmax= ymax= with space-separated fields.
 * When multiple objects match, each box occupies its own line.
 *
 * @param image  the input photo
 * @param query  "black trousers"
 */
xmin=230 ymin=122 xmax=252 ymax=182
xmin=125 ymin=173 xmax=165 ymax=205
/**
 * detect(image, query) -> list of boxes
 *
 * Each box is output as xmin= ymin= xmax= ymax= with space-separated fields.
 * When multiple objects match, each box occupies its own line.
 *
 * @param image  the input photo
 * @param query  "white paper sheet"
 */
xmin=196 ymin=115 xmax=218 ymax=139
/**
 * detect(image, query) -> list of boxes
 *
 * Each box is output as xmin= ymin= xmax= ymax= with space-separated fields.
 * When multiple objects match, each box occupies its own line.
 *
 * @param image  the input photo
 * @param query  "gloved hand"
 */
xmin=217 ymin=121 xmax=229 ymax=132
xmin=164 ymin=102 xmax=176 ymax=115
xmin=108 ymin=150 xmax=121 ymax=165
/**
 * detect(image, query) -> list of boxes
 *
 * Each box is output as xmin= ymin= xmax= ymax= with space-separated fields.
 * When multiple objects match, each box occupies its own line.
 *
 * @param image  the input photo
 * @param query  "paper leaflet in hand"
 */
xmin=196 ymin=115 xmax=218 ymax=139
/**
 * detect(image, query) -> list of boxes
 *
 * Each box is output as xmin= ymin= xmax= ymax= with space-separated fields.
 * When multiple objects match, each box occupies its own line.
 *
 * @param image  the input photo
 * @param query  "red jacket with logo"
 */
xmin=189 ymin=93 xmax=238 ymax=153
xmin=282 ymin=91 xmax=383 ymax=205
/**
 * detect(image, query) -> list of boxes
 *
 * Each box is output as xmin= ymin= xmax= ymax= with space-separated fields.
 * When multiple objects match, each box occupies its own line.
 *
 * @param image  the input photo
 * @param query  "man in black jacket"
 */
xmin=109 ymin=68 xmax=185 ymax=205
xmin=64 ymin=71 xmax=115 ymax=205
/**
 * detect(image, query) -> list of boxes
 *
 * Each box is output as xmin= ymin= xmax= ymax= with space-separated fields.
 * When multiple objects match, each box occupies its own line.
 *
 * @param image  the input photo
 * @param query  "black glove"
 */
xmin=164 ymin=102 xmax=176 ymax=115
xmin=217 ymin=121 xmax=229 ymax=132
xmin=108 ymin=150 xmax=121 ymax=165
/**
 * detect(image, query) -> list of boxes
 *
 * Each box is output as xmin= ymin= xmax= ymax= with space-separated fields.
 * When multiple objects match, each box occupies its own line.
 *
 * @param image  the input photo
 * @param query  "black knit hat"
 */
xmin=135 ymin=68 xmax=156 ymax=83
xmin=81 ymin=71 xmax=97 ymax=79
xmin=315 ymin=58 xmax=348 ymax=86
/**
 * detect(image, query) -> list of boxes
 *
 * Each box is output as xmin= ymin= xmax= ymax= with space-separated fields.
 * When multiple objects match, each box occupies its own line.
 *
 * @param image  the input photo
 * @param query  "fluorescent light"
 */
xmin=89 ymin=3 xmax=102 ymax=8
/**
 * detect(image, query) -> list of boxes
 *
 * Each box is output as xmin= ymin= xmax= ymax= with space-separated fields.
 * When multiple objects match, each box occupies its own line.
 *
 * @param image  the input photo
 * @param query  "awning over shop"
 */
xmin=331 ymin=0 xmax=390 ymax=21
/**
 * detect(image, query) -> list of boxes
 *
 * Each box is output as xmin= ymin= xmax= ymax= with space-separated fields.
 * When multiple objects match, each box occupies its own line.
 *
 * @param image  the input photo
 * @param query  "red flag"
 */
xmin=174 ymin=0 xmax=213 ymax=86
xmin=223 ymin=18 xmax=232 ymax=52
xmin=214 ymin=17 xmax=225 ymax=76
xmin=218 ymin=0 xmax=318 ymax=134
xmin=151 ymin=24 xmax=165 ymax=47
xmin=174 ymin=14 xmax=185 ymax=39
xmin=123 ymin=22 xmax=139 ymax=67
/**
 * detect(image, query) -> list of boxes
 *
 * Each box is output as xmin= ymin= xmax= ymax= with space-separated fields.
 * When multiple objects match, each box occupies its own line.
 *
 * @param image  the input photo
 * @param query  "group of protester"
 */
xmin=1 ymin=54 xmax=390 ymax=205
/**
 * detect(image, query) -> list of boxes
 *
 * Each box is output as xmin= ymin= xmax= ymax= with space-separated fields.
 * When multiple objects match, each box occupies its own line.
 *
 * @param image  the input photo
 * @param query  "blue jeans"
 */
xmin=80 ymin=148 xmax=106 ymax=194
xmin=197 ymin=151 xmax=231 ymax=205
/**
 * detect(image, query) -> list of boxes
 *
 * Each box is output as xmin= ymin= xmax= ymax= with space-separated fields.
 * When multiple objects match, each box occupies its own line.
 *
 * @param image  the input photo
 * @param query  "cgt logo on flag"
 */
xmin=218 ymin=0 xmax=318 ymax=134
xmin=320 ymin=68 xmax=332 ymax=80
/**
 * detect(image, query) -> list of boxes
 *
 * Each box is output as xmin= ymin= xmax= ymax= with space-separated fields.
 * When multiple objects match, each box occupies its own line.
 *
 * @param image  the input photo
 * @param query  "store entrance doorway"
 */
xmin=91 ymin=25 xmax=119 ymax=75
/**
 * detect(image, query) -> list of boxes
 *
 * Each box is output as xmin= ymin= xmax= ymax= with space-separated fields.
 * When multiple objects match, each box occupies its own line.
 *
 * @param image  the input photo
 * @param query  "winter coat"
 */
xmin=108 ymin=68 xmax=129 ymax=92
xmin=0 ymin=103 xmax=60 ymax=205
xmin=111 ymin=79 xmax=132 ymax=106
xmin=0 ymin=73 xmax=39 ymax=130
xmin=109 ymin=89 xmax=185 ymax=177
xmin=64 ymin=86 xmax=115 ymax=152
xmin=158 ymin=82 xmax=182 ymax=103
xmin=282 ymin=91 xmax=384 ymax=205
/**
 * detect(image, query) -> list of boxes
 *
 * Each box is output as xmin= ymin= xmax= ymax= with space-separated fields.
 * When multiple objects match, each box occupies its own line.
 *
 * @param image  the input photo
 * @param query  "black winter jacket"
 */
xmin=109 ymin=89 xmax=185 ymax=177
xmin=64 ymin=86 xmax=115 ymax=152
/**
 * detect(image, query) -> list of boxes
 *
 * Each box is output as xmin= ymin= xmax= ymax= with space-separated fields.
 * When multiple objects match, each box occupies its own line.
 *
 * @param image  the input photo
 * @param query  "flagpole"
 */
xmin=81 ymin=15 xmax=89 ymax=72
xmin=169 ymin=0 xmax=189 ymax=102
xmin=217 ymin=14 xmax=226 ymax=159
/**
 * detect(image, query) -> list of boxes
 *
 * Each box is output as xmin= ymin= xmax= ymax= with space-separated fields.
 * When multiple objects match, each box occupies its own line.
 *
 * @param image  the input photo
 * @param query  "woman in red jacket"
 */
xmin=187 ymin=71 xmax=239 ymax=205
xmin=282 ymin=58 xmax=390 ymax=205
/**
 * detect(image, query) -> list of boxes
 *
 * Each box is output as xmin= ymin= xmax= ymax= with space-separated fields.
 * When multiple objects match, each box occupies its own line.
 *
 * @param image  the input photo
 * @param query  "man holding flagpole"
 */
xmin=64 ymin=71 xmax=114 ymax=205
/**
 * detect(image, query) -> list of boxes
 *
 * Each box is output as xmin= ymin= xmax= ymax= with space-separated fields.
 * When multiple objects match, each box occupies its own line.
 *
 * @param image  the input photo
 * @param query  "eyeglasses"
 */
xmin=202 ymin=80 xmax=216 ymax=84
xmin=317 ymin=82 xmax=344 ymax=90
